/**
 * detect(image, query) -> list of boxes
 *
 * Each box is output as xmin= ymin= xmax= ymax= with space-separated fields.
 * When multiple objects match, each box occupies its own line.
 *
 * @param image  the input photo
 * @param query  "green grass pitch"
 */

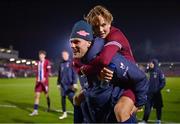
xmin=0 ymin=77 xmax=180 ymax=123
xmin=0 ymin=77 xmax=73 ymax=123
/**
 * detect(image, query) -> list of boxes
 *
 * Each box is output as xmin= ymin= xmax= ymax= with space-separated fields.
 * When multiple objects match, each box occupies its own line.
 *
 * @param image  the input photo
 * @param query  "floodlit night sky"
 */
xmin=0 ymin=0 xmax=180 ymax=62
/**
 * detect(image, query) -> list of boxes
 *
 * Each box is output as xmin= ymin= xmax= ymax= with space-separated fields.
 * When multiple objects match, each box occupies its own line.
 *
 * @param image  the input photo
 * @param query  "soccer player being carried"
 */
xmin=71 ymin=20 xmax=148 ymax=123
xmin=75 ymin=5 xmax=138 ymax=122
xmin=29 ymin=50 xmax=51 ymax=116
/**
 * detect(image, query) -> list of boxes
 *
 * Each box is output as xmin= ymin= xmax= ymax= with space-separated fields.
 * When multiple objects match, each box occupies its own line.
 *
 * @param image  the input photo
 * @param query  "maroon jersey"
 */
xmin=82 ymin=26 xmax=135 ymax=75
xmin=72 ymin=58 xmax=82 ymax=72
xmin=35 ymin=59 xmax=51 ymax=85
xmin=105 ymin=26 xmax=135 ymax=63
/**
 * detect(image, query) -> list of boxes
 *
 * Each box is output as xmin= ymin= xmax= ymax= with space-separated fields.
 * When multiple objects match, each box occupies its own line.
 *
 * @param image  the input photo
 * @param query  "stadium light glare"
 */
xmin=6 ymin=50 xmax=11 ymax=53
xmin=21 ymin=59 xmax=26 ymax=63
xmin=9 ymin=58 xmax=15 ymax=62
xmin=159 ymin=63 xmax=161 ymax=66
xmin=169 ymin=65 xmax=172 ymax=69
xmin=26 ymin=61 xmax=31 ymax=65
xmin=0 ymin=48 xmax=5 ymax=52
xmin=16 ymin=60 xmax=21 ymax=64
xmin=32 ymin=61 xmax=36 ymax=64
xmin=34 ymin=63 xmax=38 ymax=66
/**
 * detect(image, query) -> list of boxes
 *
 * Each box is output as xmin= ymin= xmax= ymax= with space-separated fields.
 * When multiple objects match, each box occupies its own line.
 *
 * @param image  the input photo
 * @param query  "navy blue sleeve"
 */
xmin=158 ymin=70 xmax=166 ymax=90
xmin=129 ymin=69 xmax=149 ymax=107
xmin=128 ymin=65 xmax=149 ymax=107
xmin=134 ymin=76 xmax=149 ymax=107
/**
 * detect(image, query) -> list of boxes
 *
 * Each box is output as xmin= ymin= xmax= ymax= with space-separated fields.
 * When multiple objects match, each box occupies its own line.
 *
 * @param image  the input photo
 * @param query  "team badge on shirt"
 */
xmin=119 ymin=62 xmax=129 ymax=76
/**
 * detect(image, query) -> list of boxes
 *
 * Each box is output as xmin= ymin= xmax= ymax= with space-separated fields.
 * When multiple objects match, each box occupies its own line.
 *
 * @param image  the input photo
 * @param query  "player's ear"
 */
xmin=87 ymin=41 xmax=92 ymax=47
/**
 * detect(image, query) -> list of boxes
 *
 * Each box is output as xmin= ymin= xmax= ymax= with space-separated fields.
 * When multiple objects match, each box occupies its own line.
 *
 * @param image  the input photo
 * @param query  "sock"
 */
xmin=156 ymin=108 xmax=162 ymax=120
xmin=62 ymin=96 xmax=66 ymax=112
xmin=34 ymin=104 xmax=38 ymax=110
xmin=47 ymin=96 xmax=50 ymax=110
xmin=74 ymin=105 xmax=83 ymax=123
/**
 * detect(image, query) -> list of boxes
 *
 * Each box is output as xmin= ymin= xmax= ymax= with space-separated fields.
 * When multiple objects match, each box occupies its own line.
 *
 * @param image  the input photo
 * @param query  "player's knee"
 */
xmin=114 ymin=104 xmax=131 ymax=121
xmin=35 ymin=94 xmax=40 ymax=99
xmin=114 ymin=104 xmax=125 ymax=116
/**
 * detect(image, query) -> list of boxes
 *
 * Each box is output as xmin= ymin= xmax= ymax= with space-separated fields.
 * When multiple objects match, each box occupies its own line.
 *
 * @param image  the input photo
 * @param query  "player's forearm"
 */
xmin=82 ymin=45 xmax=119 ymax=76
xmin=98 ymin=45 xmax=119 ymax=66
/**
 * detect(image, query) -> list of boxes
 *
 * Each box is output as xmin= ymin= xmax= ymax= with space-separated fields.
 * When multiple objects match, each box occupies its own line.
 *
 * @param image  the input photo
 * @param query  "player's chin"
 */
xmin=99 ymin=34 xmax=107 ymax=38
xmin=72 ymin=51 xmax=77 ymax=56
xmin=73 ymin=53 xmax=81 ymax=59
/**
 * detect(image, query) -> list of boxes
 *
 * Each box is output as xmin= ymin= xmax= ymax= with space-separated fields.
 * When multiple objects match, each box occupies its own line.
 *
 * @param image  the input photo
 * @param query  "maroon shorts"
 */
xmin=121 ymin=89 xmax=135 ymax=103
xmin=35 ymin=82 xmax=48 ymax=93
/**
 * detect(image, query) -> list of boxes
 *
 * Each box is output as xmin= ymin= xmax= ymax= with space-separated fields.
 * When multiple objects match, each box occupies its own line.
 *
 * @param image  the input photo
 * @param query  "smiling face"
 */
xmin=70 ymin=38 xmax=91 ymax=59
xmin=85 ymin=5 xmax=113 ymax=38
xmin=92 ymin=15 xmax=111 ymax=38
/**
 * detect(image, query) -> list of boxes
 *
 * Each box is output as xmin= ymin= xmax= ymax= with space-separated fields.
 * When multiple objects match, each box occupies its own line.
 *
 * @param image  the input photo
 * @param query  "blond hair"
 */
xmin=85 ymin=5 xmax=113 ymax=26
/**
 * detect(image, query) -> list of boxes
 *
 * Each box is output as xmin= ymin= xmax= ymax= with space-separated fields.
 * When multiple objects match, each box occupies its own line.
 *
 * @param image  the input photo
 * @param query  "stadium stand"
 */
xmin=0 ymin=47 xmax=179 ymax=78
xmin=0 ymin=47 xmax=37 ymax=78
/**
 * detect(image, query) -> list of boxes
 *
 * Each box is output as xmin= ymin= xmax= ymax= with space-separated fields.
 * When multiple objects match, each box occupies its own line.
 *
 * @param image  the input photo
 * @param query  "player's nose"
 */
xmin=99 ymin=26 xmax=104 ymax=32
xmin=70 ymin=42 xmax=75 ymax=48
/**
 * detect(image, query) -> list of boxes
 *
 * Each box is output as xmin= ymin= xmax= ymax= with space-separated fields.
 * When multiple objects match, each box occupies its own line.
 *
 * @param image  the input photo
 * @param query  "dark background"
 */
xmin=0 ymin=0 xmax=180 ymax=62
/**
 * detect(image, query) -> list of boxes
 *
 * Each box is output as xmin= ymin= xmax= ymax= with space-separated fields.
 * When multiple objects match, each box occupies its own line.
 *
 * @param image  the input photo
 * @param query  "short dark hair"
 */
xmin=39 ymin=50 xmax=46 ymax=55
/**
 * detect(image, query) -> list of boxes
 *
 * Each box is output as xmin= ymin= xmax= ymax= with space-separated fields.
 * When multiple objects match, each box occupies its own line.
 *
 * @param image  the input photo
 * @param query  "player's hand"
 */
xmin=49 ymin=73 xmax=52 ymax=77
xmin=99 ymin=67 xmax=114 ymax=81
xmin=130 ymin=106 xmax=138 ymax=114
xmin=73 ymin=84 xmax=78 ymax=91
xmin=71 ymin=84 xmax=78 ymax=92
xmin=73 ymin=90 xmax=85 ymax=106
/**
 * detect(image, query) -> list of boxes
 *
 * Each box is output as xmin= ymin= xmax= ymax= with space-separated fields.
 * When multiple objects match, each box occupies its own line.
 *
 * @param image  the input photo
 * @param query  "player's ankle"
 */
xmin=34 ymin=109 xmax=38 ymax=113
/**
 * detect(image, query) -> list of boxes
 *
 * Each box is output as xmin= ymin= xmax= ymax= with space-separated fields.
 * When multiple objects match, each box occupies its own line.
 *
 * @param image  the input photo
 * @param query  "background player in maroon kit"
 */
xmin=77 ymin=5 xmax=138 ymax=122
xmin=29 ymin=50 xmax=51 ymax=116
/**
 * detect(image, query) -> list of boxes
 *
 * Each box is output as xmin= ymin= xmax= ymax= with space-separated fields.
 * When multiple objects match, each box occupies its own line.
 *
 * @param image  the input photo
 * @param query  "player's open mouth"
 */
xmin=72 ymin=49 xmax=79 ymax=54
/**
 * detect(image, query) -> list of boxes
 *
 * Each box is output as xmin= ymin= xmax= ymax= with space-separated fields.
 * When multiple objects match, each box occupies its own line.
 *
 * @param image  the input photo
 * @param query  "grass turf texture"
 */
xmin=0 ymin=77 xmax=180 ymax=123
xmin=137 ymin=77 xmax=180 ymax=123
xmin=0 ymin=77 xmax=73 ymax=123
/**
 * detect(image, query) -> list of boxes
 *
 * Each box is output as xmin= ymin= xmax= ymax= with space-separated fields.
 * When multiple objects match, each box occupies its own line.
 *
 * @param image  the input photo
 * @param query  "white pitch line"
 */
xmin=138 ymin=119 xmax=175 ymax=123
xmin=0 ymin=104 xmax=74 ymax=114
xmin=55 ymin=109 xmax=74 ymax=114
xmin=0 ymin=105 xmax=177 ymax=123
xmin=0 ymin=104 xmax=17 ymax=108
